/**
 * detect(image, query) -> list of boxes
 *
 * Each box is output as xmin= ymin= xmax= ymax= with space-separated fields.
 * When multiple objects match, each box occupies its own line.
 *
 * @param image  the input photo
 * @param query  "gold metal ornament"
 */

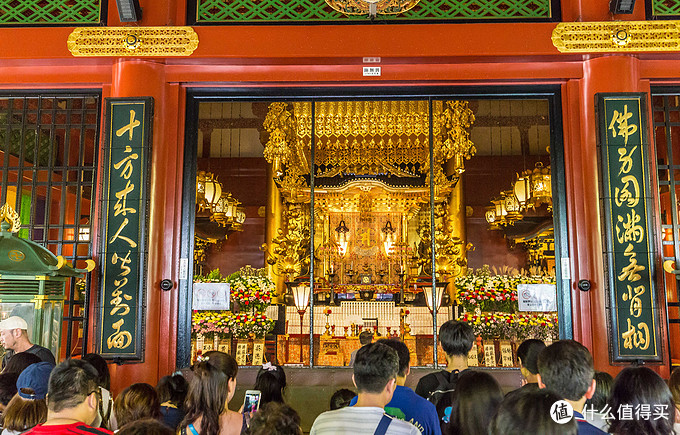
xmin=0 ymin=203 xmax=21 ymax=233
xmin=263 ymin=100 xmax=475 ymax=200
xmin=67 ymin=26 xmax=199 ymax=57
xmin=325 ymin=0 xmax=420 ymax=16
xmin=552 ymin=21 xmax=680 ymax=53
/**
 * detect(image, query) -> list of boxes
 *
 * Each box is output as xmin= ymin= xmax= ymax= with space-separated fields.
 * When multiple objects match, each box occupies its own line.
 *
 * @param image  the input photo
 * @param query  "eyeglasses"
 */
xmin=88 ymin=388 xmax=102 ymax=401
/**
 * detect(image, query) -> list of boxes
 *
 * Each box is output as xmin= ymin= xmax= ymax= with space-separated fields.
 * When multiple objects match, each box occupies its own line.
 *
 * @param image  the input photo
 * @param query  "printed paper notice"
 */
xmin=192 ymin=283 xmax=230 ymax=311
xmin=517 ymin=284 xmax=557 ymax=312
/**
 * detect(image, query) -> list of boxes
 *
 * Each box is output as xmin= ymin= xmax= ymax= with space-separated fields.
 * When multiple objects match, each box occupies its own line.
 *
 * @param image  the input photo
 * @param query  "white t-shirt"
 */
xmin=311 ymin=406 xmax=420 ymax=435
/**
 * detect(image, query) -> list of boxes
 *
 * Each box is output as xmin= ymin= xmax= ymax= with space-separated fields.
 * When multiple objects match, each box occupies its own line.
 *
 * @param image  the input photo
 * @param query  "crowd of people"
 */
xmin=0 ymin=314 xmax=679 ymax=434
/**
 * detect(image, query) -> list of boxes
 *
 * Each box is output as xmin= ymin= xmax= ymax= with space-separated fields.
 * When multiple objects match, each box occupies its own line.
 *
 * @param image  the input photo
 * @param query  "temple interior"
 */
xmin=191 ymin=98 xmax=558 ymax=367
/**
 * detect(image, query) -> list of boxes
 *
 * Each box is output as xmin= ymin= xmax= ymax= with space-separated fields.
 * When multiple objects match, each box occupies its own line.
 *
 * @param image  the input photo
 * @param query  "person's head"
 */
xmin=117 ymin=417 xmax=174 ymax=435
xmin=353 ymin=342 xmax=398 ymax=405
xmin=2 ymin=361 xmax=52 ymax=432
xmin=81 ymin=353 xmax=111 ymax=391
xmin=670 ymin=366 xmax=680 ymax=406
xmin=200 ymin=351 xmax=238 ymax=401
xmin=537 ymin=340 xmax=595 ymax=402
xmin=2 ymin=394 xmax=47 ymax=432
xmin=377 ymin=339 xmax=410 ymax=380
xmin=156 ymin=374 xmax=188 ymax=407
xmin=2 ymin=351 xmax=41 ymax=375
xmin=113 ymin=383 xmax=161 ymax=428
xmin=0 ymin=372 xmax=18 ymax=410
xmin=488 ymin=389 xmax=578 ymax=435
xmin=439 ymin=320 xmax=474 ymax=358
xmin=181 ymin=361 xmax=229 ymax=435
xmin=359 ymin=331 xmax=373 ymax=346
xmin=585 ymin=371 xmax=614 ymax=411
xmin=255 ymin=363 xmax=287 ymax=406
xmin=45 ymin=359 xmax=102 ymax=425
xmin=516 ymin=339 xmax=546 ymax=377
xmin=247 ymin=402 xmax=302 ymax=435
xmin=0 ymin=316 xmax=30 ymax=351
xmin=444 ymin=370 xmax=503 ymax=435
xmin=607 ymin=366 xmax=676 ymax=435
xmin=329 ymin=389 xmax=356 ymax=410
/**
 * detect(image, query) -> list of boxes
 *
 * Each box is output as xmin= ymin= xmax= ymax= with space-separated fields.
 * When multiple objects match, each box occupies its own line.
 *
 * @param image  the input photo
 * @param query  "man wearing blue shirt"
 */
xmin=351 ymin=339 xmax=441 ymax=435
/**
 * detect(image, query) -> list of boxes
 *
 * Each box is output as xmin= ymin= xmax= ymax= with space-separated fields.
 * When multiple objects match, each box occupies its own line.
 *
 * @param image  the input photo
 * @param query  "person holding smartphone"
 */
xmin=180 ymin=352 xmax=244 ymax=435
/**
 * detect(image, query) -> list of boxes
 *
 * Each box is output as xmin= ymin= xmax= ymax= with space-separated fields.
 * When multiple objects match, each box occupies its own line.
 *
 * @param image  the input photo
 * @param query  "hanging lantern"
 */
xmin=529 ymin=163 xmax=552 ymax=209
xmin=196 ymin=171 xmax=223 ymax=212
xmin=335 ymin=218 xmax=350 ymax=256
xmin=212 ymin=193 xmax=242 ymax=228
xmin=504 ymin=189 xmax=522 ymax=223
xmin=484 ymin=206 xmax=496 ymax=224
xmin=513 ymin=173 xmax=531 ymax=210
xmin=492 ymin=197 xmax=507 ymax=227
xmin=381 ymin=220 xmax=396 ymax=255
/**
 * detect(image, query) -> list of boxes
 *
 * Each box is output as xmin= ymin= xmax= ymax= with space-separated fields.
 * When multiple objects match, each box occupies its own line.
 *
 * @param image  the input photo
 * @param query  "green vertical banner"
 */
xmin=98 ymin=98 xmax=153 ymax=361
xmin=597 ymin=93 xmax=661 ymax=362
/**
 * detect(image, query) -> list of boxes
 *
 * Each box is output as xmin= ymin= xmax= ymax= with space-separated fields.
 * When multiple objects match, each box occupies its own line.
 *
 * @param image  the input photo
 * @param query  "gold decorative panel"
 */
xmin=552 ymin=21 xmax=680 ymax=53
xmin=67 ymin=26 xmax=199 ymax=57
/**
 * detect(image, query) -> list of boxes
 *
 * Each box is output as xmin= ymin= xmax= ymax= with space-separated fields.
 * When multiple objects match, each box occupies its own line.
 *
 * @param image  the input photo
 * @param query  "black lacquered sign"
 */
xmin=597 ymin=93 xmax=661 ymax=362
xmin=98 ymin=98 xmax=153 ymax=360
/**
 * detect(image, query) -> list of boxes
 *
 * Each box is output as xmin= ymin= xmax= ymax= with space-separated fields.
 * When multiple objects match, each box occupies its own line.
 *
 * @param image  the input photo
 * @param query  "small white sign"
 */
xmin=561 ymin=257 xmax=571 ymax=280
xmin=363 ymin=66 xmax=381 ymax=77
xmin=192 ymin=282 xmax=230 ymax=311
xmin=179 ymin=258 xmax=189 ymax=280
xmin=363 ymin=57 xmax=381 ymax=63
xmin=518 ymin=283 xmax=557 ymax=312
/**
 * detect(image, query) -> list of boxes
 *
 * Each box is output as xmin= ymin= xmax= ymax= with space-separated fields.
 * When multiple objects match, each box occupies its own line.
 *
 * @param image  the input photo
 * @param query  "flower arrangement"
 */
xmin=194 ymin=268 xmax=226 ymax=283
xmin=227 ymin=267 xmax=276 ymax=313
xmin=192 ymin=310 xmax=233 ymax=338
xmin=460 ymin=312 xmax=559 ymax=340
xmin=230 ymin=312 xmax=275 ymax=339
xmin=455 ymin=266 xmax=556 ymax=314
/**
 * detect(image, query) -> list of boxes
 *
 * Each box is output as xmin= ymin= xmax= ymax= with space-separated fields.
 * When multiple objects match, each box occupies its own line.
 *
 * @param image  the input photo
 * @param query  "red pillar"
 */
xmin=566 ymin=55 xmax=667 ymax=376
xmin=106 ymin=59 xmax=183 ymax=394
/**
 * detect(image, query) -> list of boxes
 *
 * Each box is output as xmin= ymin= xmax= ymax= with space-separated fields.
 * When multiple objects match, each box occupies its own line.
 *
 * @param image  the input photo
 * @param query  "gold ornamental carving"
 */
xmin=67 ymin=26 xmax=199 ymax=57
xmin=325 ymin=0 xmax=420 ymax=16
xmin=0 ymin=203 xmax=21 ymax=233
xmin=552 ymin=21 xmax=680 ymax=53
xmin=262 ymin=100 xmax=476 ymax=201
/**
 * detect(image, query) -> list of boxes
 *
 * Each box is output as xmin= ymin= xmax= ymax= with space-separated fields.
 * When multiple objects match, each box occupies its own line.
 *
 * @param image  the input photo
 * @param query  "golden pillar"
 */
xmin=445 ymin=159 xmax=466 ymax=299
xmin=265 ymin=164 xmax=285 ymax=301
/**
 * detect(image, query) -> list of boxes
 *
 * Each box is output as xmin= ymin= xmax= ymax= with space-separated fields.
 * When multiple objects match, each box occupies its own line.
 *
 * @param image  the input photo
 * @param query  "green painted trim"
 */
xmin=0 ymin=0 xmax=101 ymax=25
xmin=195 ymin=0 xmax=552 ymax=22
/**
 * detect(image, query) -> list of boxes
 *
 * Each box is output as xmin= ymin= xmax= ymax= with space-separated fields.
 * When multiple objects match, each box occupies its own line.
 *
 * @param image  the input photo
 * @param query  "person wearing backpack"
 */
xmin=414 ymin=320 xmax=474 ymax=422
xmin=349 ymin=339 xmax=441 ymax=435
xmin=311 ymin=342 xmax=419 ymax=435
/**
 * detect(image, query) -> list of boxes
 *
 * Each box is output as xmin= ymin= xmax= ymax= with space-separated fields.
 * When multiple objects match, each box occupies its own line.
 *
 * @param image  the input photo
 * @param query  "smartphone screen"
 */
xmin=243 ymin=390 xmax=261 ymax=413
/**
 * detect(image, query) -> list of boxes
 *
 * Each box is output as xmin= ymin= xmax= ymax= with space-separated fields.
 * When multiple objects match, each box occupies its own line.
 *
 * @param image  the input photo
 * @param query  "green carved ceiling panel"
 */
xmin=0 ymin=0 xmax=101 ymax=24
xmin=195 ymin=0 xmax=554 ymax=22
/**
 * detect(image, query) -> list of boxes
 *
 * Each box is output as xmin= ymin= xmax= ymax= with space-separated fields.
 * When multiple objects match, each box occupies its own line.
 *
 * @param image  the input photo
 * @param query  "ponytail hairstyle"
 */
xmin=202 ymin=351 xmax=238 ymax=381
xmin=254 ymin=364 xmax=286 ymax=406
xmin=180 ymin=362 xmax=229 ymax=435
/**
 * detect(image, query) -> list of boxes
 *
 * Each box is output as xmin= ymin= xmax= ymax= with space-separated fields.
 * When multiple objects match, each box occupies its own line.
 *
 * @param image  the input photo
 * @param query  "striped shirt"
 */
xmin=311 ymin=406 xmax=421 ymax=435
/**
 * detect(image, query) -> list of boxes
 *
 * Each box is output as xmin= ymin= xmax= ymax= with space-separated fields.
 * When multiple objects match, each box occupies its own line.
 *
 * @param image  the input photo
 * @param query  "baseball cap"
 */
xmin=17 ymin=362 xmax=54 ymax=400
xmin=0 ymin=316 xmax=28 ymax=331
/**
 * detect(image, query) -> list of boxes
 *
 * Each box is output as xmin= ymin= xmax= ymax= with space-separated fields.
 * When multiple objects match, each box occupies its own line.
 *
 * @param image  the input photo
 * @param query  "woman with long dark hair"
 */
xmin=201 ymin=351 xmax=244 ymax=435
xmin=179 ymin=362 xmax=229 ymax=435
xmin=442 ymin=370 xmax=503 ymax=435
xmin=156 ymin=374 xmax=188 ymax=430
xmin=607 ymin=366 xmax=676 ymax=435
xmin=253 ymin=363 xmax=286 ymax=407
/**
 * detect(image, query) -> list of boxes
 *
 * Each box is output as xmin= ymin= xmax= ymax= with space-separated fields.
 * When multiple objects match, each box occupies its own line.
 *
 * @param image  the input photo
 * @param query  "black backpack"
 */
xmin=427 ymin=369 xmax=459 ymax=407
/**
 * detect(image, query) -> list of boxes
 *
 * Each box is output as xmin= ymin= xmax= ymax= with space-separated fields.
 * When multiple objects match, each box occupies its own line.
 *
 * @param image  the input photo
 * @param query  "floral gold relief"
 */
xmin=552 ymin=21 xmax=680 ymax=53
xmin=67 ymin=26 xmax=199 ymax=57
